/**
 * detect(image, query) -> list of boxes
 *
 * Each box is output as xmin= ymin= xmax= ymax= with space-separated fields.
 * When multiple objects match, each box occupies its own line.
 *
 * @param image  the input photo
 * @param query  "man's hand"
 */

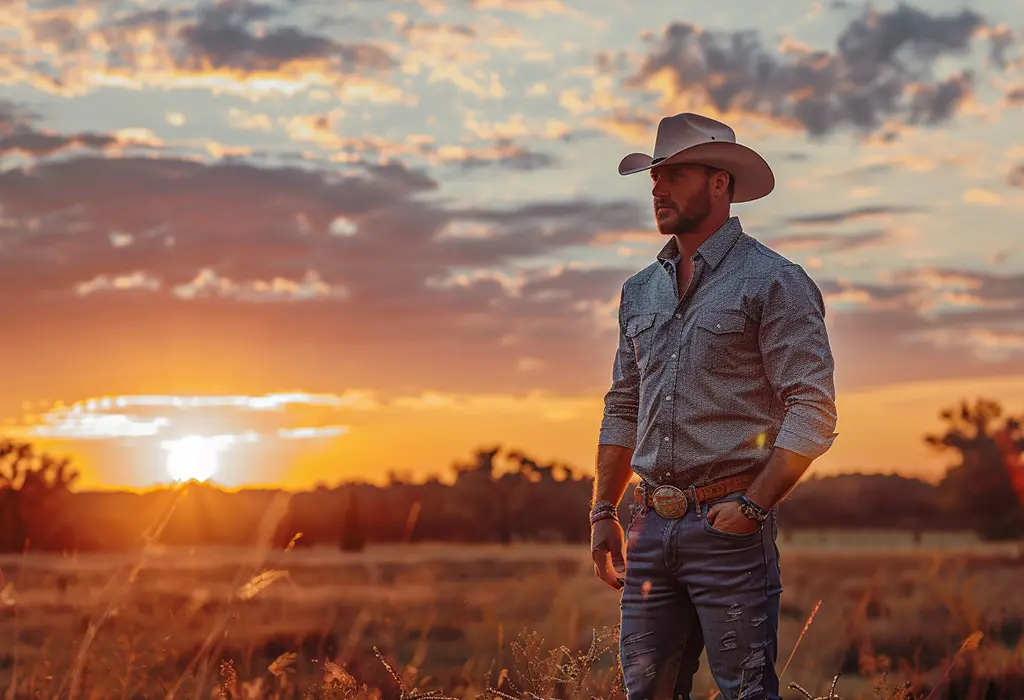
xmin=591 ymin=518 xmax=626 ymax=590
xmin=705 ymin=500 xmax=760 ymax=535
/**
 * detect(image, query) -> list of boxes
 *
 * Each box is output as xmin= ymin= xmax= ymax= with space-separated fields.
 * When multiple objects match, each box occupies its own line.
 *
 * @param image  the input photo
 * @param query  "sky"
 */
xmin=2 ymin=0 xmax=1024 ymax=490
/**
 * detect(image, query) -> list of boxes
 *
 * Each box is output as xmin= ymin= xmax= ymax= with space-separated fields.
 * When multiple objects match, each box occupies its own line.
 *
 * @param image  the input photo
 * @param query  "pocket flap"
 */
xmin=625 ymin=313 xmax=656 ymax=337
xmin=697 ymin=311 xmax=746 ymax=334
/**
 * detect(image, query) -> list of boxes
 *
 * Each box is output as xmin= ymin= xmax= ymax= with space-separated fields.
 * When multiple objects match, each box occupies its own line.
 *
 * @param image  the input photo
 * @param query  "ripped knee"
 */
xmin=620 ymin=630 xmax=659 ymax=686
xmin=715 ymin=604 xmax=773 ymax=700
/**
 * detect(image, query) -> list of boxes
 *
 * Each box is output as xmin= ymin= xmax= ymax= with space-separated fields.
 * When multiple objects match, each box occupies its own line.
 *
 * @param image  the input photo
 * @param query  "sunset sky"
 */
xmin=3 ymin=0 xmax=1024 ymax=490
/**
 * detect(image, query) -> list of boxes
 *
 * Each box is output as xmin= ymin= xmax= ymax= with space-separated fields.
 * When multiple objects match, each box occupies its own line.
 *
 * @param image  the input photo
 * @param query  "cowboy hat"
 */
xmin=618 ymin=113 xmax=775 ymax=203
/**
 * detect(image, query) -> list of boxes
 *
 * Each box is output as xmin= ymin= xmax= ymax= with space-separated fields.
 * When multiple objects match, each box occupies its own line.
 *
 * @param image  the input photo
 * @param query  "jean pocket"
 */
xmin=702 ymin=518 xmax=762 ymax=540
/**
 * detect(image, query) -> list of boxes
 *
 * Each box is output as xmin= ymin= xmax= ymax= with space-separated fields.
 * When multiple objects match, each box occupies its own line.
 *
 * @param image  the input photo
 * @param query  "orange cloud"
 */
xmin=172 ymin=269 xmax=350 ymax=302
xmin=466 ymin=0 xmax=575 ymax=18
xmin=76 ymin=271 xmax=161 ymax=296
xmin=962 ymin=187 xmax=1003 ymax=205
xmin=2 ymin=2 xmax=402 ymax=102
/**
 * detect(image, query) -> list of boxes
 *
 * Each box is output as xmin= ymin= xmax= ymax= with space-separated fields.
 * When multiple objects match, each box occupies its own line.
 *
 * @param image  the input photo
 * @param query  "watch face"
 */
xmin=740 ymin=502 xmax=763 ymax=521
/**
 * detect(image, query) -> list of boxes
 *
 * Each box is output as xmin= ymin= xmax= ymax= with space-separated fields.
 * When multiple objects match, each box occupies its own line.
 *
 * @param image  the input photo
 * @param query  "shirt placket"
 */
xmin=658 ymin=255 xmax=706 ymax=484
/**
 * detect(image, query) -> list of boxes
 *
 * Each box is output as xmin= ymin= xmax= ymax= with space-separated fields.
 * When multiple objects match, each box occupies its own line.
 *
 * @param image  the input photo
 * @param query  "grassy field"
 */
xmin=1 ymin=536 xmax=1023 ymax=699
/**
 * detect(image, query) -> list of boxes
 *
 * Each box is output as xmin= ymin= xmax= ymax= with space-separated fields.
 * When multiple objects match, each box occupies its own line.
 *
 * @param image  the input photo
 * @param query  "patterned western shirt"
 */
xmin=598 ymin=216 xmax=838 ymax=488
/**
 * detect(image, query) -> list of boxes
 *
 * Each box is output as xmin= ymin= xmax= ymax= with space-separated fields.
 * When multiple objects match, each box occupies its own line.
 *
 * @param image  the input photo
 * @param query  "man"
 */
xmin=590 ymin=113 xmax=838 ymax=700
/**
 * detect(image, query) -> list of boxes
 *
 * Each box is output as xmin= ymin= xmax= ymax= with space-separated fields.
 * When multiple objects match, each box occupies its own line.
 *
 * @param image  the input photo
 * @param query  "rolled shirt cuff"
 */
xmin=598 ymin=416 xmax=637 ymax=451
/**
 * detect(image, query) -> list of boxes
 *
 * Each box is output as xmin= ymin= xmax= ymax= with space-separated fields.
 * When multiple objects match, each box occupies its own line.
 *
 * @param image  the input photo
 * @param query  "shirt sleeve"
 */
xmin=758 ymin=263 xmax=839 ymax=459
xmin=598 ymin=284 xmax=640 ymax=450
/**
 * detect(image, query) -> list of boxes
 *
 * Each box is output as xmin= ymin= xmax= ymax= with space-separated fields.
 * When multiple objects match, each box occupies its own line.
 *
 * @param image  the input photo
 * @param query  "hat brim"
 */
xmin=618 ymin=141 xmax=775 ymax=203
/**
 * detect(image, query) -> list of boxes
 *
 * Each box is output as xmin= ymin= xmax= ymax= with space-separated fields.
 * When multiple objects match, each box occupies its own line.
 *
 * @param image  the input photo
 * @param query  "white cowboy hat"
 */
xmin=618 ymin=113 xmax=775 ymax=203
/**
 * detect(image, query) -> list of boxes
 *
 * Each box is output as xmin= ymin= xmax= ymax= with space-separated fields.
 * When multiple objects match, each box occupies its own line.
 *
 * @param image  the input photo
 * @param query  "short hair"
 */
xmin=703 ymin=166 xmax=735 ymax=202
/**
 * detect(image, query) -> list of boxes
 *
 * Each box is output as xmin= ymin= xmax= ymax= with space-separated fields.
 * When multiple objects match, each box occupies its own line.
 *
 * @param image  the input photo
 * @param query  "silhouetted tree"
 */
xmin=926 ymin=398 xmax=1024 ymax=540
xmin=0 ymin=439 xmax=81 ymax=552
xmin=340 ymin=487 xmax=365 ymax=552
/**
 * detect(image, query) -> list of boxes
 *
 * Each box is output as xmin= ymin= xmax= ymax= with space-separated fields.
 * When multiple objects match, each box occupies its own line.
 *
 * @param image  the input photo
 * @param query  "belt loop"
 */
xmin=690 ymin=485 xmax=701 ymax=519
xmin=641 ymin=482 xmax=649 ymax=517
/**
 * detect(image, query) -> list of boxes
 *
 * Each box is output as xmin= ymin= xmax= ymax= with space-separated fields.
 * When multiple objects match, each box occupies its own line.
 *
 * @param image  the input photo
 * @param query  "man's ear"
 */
xmin=711 ymin=169 xmax=730 ymax=199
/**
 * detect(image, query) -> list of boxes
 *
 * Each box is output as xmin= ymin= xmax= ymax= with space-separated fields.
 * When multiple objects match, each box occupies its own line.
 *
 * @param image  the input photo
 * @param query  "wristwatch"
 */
xmin=738 ymin=495 xmax=769 ymax=523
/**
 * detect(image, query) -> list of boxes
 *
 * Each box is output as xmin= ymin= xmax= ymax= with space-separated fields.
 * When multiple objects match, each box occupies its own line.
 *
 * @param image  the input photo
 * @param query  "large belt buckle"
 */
xmin=651 ymin=485 xmax=688 ymax=519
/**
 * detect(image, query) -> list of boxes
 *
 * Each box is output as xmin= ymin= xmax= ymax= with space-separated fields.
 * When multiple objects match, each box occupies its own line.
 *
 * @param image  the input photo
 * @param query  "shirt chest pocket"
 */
xmin=694 ymin=310 xmax=752 ymax=373
xmin=625 ymin=313 xmax=657 ymax=372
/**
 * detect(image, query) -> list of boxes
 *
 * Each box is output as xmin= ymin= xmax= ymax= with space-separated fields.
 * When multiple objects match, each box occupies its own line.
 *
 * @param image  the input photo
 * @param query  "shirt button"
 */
xmin=671 ymin=353 xmax=677 ymax=359
xmin=663 ymin=436 xmax=669 ymax=442
xmin=675 ymin=314 xmax=682 ymax=319
xmin=665 ymin=395 xmax=672 ymax=401
xmin=716 ymin=323 xmax=721 ymax=329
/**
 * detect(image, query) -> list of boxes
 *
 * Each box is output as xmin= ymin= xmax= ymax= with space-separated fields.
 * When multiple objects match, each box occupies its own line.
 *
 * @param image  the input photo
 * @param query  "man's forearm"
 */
xmin=592 ymin=444 xmax=635 ymax=508
xmin=743 ymin=446 xmax=813 ymax=512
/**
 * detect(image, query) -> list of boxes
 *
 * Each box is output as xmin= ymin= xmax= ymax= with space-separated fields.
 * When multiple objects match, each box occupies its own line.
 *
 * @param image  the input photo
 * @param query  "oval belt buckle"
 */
xmin=651 ymin=485 xmax=688 ymax=519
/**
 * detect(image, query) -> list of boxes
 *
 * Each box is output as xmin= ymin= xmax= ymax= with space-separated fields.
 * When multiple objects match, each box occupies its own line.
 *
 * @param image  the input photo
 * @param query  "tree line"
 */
xmin=1 ymin=398 xmax=1022 ymax=554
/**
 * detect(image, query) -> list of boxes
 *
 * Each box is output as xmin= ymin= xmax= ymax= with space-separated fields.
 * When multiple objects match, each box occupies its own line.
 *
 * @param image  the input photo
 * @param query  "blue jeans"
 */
xmin=618 ymin=491 xmax=783 ymax=700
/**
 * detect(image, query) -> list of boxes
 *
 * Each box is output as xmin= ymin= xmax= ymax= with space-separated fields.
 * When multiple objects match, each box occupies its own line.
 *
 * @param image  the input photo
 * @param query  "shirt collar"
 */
xmin=656 ymin=216 xmax=745 ymax=272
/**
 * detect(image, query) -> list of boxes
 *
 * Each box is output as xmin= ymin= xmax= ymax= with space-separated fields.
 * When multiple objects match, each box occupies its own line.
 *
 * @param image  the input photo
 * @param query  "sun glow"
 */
xmin=163 ymin=436 xmax=221 ymax=483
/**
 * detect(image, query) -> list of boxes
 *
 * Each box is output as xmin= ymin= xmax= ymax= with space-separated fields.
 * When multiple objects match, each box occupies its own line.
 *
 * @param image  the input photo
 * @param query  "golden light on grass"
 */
xmin=236 ymin=569 xmax=291 ymax=601
xmin=781 ymin=598 xmax=823 ymax=681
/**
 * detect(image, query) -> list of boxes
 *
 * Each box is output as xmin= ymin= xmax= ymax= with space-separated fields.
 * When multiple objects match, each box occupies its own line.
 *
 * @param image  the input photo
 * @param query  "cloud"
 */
xmin=461 ymin=113 xmax=573 ymax=143
xmin=818 ymin=279 xmax=915 ymax=312
xmin=170 ymin=269 xmax=350 ymax=302
xmin=0 ymin=129 xmax=119 ymax=157
xmin=0 ymin=98 xmax=123 ymax=158
xmin=763 ymin=229 xmax=890 ymax=253
xmin=825 ymin=267 xmax=1024 ymax=316
xmin=908 ymin=327 xmax=1024 ymax=363
xmin=228 ymin=108 xmax=274 ymax=132
xmin=3 ymin=0 xmax=399 ymax=99
xmin=814 ymin=267 xmax=1024 ymax=392
xmin=465 ymin=0 xmax=575 ymax=19
xmin=14 ymin=390 xmax=366 ymax=443
xmin=834 ymin=153 xmax=970 ymax=178
xmin=188 ymin=0 xmax=280 ymax=27
xmin=983 ymin=24 xmax=1017 ymax=69
xmin=0 ymin=151 xmax=432 ymax=296
xmin=435 ymin=140 xmax=556 ymax=171
xmin=0 ymin=100 xmax=39 ymax=132
xmin=624 ymin=4 xmax=999 ymax=138
xmin=276 ymin=108 xmax=567 ymax=171
xmin=1008 ymin=163 xmax=1024 ymax=188
xmin=0 ymin=111 xmax=647 ymax=401
xmin=962 ymin=188 xmax=1002 ymax=205
xmin=177 ymin=11 xmax=393 ymax=75
xmin=76 ymin=271 xmax=162 ymax=296
xmin=785 ymin=205 xmax=923 ymax=226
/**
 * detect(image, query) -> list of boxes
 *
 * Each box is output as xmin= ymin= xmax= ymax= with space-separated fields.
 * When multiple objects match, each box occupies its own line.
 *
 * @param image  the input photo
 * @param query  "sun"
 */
xmin=163 ymin=435 xmax=221 ymax=483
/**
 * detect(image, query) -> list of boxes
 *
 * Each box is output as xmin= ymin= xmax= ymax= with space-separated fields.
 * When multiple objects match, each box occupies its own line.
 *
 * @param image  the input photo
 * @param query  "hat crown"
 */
xmin=616 ymin=111 xmax=774 ymax=203
xmin=652 ymin=113 xmax=737 ymax=162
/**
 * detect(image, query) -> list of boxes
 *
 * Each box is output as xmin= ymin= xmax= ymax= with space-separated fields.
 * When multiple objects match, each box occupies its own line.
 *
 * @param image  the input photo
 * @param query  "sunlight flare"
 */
xmin=163 ymin=435 xmax=221 ymax=483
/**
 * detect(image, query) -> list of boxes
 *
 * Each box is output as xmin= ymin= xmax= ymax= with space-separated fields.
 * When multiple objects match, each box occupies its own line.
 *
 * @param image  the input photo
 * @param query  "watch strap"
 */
xmin=738 ymin=495 xmax=769 ymax=522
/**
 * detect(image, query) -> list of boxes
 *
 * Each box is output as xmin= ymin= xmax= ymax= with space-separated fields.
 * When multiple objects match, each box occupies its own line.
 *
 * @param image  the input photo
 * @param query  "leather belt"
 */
xmin=633 ymin=472 xmax=757 ymax=519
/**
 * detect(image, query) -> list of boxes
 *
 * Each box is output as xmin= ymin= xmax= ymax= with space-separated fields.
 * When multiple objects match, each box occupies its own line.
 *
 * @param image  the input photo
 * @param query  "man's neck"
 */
xmin=672 ymin=213 xmax=729 ymax=258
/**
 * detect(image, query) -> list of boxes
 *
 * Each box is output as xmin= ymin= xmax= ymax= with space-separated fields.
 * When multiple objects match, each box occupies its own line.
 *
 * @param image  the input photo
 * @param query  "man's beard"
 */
xmin=656 ymin=185 xmax=711 ymax=236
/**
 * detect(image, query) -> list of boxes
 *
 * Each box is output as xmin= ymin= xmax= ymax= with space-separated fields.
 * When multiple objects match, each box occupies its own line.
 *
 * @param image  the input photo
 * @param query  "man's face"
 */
xmin=650 ymin=164 xmax=713 ymax=236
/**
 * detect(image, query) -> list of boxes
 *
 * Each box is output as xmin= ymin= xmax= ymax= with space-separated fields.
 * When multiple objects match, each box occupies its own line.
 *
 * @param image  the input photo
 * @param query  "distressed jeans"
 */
xmin=618 ymin=492 xmax=783 ymax=700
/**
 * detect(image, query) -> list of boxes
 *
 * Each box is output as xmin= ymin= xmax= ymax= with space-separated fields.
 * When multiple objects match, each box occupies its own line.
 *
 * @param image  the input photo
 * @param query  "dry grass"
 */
xmin=1 ymin=507 xmax=1023 ymax=699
